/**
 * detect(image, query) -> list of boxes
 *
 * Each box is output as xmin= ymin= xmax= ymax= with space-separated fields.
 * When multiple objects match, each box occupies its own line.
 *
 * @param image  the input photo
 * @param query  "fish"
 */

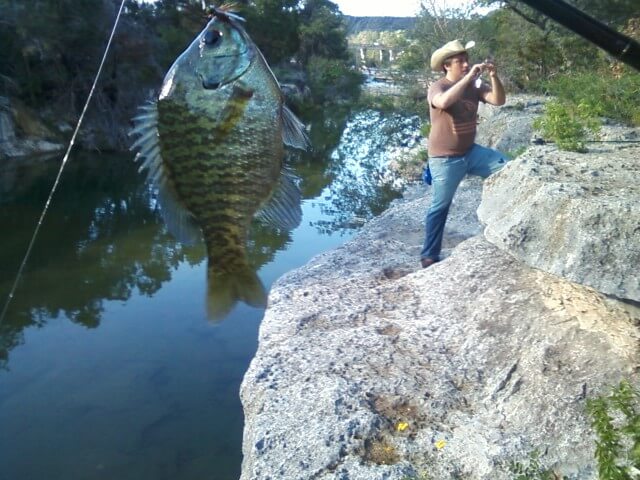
xmin=129 ymin=5 xmax=309 ymax=321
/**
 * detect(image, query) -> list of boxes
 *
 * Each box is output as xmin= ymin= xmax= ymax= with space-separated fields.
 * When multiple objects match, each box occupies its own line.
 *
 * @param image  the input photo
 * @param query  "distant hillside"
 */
xmin=344 ymin=16 xmax=417 ymax=34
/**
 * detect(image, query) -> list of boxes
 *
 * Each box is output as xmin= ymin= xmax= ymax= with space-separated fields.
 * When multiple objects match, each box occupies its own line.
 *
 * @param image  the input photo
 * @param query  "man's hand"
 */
xmin=479 ymin=60 xmax=505 ymax=106
xmin=466 ymin=62 xmax=498 ymax=83
xmin=465 ymin=63 xmax=485 ymax=84
xmin=484 ymin=61 xmax=498 ymax=78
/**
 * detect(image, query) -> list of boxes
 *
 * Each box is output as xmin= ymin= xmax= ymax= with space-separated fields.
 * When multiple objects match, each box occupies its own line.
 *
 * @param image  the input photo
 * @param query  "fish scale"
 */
xmin=158 ymin=100 xmax=281 ymax=232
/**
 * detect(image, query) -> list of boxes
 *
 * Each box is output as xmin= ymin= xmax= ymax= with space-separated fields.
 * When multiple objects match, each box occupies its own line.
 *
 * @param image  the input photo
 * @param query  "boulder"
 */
xmin=0 ymin=96 xmax=64 ymax=159
xmin=476 ymin=94 xmax=546 ymax=156
xmin=478 ymin=143 xmax=640 ymax=302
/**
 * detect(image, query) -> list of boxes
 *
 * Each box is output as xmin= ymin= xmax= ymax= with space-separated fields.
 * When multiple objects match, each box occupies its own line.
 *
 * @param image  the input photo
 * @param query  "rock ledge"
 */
xmin=241 ymin=105 xmax=640 ymax=479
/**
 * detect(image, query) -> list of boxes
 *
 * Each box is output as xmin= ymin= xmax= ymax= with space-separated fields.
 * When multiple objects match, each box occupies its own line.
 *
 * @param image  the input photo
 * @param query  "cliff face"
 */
xmin=0 ymin=96 xmax=64 ymax=159
xmin=240 ymin=98 xmax=640 ymax=479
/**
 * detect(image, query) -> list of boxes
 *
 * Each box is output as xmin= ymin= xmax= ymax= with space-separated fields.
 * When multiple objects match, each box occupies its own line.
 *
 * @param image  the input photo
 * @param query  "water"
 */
xmin=0 ymin=109 xmax=420 ymax=480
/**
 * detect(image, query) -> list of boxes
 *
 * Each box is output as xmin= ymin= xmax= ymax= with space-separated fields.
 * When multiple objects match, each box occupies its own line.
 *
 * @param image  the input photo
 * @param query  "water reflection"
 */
xmin=0 ymin=154 xmax=180 ymax=365
xmin=0 ymin=110 xmax=417 ymax=365
xmin=301 ymin=109 xmax=420 ymax=234
xmin=0 ymin=108 xmax=419 ymax=479
xmin=0 ymin=151 xmax=304 ymax=365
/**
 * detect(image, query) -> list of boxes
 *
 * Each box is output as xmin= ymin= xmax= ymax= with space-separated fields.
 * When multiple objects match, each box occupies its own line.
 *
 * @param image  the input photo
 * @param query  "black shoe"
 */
xmin=420 ymin=257 xmax=438 ymax=268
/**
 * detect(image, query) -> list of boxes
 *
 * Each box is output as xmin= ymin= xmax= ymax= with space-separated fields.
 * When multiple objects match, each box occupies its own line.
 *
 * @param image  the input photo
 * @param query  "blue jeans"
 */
xmin=420 ymin=144 xmax=509 ymax=261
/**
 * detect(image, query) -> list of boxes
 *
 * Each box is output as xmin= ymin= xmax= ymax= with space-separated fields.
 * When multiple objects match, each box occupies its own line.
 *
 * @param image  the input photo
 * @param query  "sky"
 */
xmin=333 ymin=0 xmax=483 ymax=17
xmin=142 ymin=0 xmax=488 ymax=18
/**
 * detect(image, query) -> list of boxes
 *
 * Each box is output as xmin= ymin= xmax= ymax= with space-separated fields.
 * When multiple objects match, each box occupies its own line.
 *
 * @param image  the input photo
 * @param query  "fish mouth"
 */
xmin=202 ymin=79 xmax=221 ymax=90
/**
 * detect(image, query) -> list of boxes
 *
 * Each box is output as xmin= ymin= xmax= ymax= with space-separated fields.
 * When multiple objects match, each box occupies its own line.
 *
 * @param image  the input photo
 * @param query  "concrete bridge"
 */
xmin=349 ymin=43 xmax=403 ymax=66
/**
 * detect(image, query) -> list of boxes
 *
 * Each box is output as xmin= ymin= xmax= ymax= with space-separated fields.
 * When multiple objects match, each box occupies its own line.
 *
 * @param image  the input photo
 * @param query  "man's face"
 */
xmin=445 ymin=53 xmax=469 ymax=79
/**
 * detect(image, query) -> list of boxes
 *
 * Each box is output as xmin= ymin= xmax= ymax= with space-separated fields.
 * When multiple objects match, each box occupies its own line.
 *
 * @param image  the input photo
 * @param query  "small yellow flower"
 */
xmin=435 ymin=439 xmax=446 ymax=450
xmin=396 ymin=422 xmax=409 ymax=432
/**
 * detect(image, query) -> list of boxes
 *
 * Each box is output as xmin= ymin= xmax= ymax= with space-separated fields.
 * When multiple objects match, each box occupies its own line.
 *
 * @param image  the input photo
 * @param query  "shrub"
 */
xmin=586 ymin=380 xmax=640 ymax=480
xmin=355 ymin=93 xmax=397 ymax=113
xmin=305 ymin=56 xmax=362 ymax=104
xmin=533 ymin=100 xmax=600 ymax=152
xmin=509 ymin=449 xmax=556 ymax=480
xmin=541 ymin=72 xmax=640 ymax=127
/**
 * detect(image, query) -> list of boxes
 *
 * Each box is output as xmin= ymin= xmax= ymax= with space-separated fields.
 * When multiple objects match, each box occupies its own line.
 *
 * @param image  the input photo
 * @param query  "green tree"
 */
xmin=473 ymin=0 xmax=640 ymax=88
xmin=298 ymin=0 xmax=350 ymax=64
xmin=395 ymin=0 xmax=478 ymax=74
xmin=242 ymin=0 xmax=300 ymax=64
xmin=305 ymin=55 xmax=361 ymax=103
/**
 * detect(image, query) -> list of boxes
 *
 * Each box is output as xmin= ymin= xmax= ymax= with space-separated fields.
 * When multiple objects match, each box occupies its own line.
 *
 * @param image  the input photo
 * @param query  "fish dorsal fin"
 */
xmin=130 ymin=101 xmax=166 ymax=186
xmin=157 ymin=183 xmax=203 ymax=245
xmin=281 ymin=105 xmax=310 ymax=151
xmin=255 ymin=167 xmax=302 ymax=231
xmin=129 ymin=101 xmax=202 ymax=245
xmin=241 ymin=24 xmax=308 ymax=151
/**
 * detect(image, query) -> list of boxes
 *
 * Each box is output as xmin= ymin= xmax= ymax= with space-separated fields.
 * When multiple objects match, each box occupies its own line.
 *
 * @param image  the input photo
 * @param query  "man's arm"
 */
xmin=480 ymin=63 xmax=506 ymax=106
xmin=431 ymin=64 xmax=484 ymax=109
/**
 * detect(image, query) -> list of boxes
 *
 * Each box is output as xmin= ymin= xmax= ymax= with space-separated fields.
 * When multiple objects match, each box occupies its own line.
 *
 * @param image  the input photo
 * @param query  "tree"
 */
xmin=476 ymin=0 xmax=640 ymax=30
xmin=242 ymin=0 xmax=300 ymax=64
xmin=395 ymin=0 xmax=478 ymax=74
xmin=297 ymin=0 xmax=349 ymax=64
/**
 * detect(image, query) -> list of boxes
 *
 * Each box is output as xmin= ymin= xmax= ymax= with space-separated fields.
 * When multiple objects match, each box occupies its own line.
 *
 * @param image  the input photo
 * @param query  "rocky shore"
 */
xmin=240 ymin=96 xmax=640 ymax=479
xmin=0 ymin=96 xmax=65 ymax=159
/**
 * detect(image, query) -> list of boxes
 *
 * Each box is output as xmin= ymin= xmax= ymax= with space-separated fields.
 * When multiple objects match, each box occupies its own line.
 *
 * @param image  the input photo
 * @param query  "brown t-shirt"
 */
xmin=427 ymin=77 xmax=489 ymax=157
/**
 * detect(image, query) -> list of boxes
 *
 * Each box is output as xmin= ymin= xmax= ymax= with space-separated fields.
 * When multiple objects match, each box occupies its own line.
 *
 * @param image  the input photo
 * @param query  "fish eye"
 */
xmin=204 ymin=29 xmax=222 ymax=46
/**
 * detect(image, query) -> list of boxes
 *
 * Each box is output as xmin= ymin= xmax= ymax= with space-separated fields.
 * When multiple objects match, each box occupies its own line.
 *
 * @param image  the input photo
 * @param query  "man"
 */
xmin=420 ymin=39 xmax=508 ymax=268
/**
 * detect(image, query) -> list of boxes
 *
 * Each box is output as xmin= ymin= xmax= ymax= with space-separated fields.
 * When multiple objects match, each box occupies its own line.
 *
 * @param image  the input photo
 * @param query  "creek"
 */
xmin=0 ymin=108 xmax=421 ymax=480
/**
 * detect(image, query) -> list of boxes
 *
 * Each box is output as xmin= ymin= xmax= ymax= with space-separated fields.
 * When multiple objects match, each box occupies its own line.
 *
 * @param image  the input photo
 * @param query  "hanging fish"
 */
xmin=130 ymin=5 xmax=308 ymax=321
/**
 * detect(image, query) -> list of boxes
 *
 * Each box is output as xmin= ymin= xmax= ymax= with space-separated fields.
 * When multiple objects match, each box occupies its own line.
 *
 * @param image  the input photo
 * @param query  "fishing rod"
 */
xmin=0 ymin=0 xmax=127 ymax=325
xmin=516 ymin=0 xmax=640 ymax=71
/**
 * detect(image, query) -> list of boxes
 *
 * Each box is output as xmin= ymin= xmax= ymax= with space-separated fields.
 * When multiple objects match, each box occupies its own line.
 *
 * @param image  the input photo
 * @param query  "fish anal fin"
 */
xmin=255 ymin=167 xmax=302 ymax=231
xmin=281 ymin=105 xmax=309 ymax=150
xmin=157 ymin=182 xmax=203 ymax=245
xmin=216 ymin=83 xmax=254 ymax=137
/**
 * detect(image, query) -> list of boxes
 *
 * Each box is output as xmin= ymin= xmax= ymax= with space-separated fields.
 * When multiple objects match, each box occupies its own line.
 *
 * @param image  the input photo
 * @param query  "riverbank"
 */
xmin=239 ymin=95 xmax=640 ymax=479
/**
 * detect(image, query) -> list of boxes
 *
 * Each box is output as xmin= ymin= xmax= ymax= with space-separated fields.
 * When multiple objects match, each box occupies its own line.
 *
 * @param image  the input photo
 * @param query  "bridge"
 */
xmin=349 ymin=43 xmax=403 ymax=67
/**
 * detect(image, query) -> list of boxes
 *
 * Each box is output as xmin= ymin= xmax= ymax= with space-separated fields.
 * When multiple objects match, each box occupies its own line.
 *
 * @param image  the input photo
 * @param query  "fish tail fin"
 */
xmin=206 ymin=265 xmax=267 ymax=322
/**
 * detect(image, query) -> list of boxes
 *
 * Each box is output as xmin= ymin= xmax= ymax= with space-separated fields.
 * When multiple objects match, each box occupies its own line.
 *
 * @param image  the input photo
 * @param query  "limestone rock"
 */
xmin=0 ymin=96 xmax=64 ymax=159
xmin=476 ymin=95 xmax=546 ymax=156
xmin=478 ymin=143 xmax=640 ymax=301
xmin=241 ymin=190 xmax=639 ymax=479
xmin=241 ymin=102 xmax=640 ymax=480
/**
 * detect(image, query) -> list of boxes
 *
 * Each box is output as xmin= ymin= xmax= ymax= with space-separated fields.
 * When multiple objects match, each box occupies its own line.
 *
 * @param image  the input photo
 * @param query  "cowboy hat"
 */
xmin=430 ymin=39 xmax=475 ymax=71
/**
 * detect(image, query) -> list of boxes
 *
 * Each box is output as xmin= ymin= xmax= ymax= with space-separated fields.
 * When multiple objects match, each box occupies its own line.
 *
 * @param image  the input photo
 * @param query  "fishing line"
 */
xmin=0 ymin=0 xmax=127 ymax=325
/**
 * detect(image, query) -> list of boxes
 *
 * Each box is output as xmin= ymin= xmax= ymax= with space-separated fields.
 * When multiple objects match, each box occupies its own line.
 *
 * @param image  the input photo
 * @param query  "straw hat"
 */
xmin=430 ymin=39 xmax=475 ymax=71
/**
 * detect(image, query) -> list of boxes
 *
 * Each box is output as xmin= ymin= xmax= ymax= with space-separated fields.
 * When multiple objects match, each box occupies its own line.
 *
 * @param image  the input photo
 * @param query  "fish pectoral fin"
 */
xmin=129 ymin=100 xmax=168 ymax=187
xmin=281 ymin=105 xmax=310 ymax=151
xmin=157 ymin=182 xmax=203 ymax=245
xmin=255 ymin=167 xmax=302 ymax=231
xmin=206 ymin=267 xmax=267 ymax=322
xmin=215 ymin=83 xmax=254 ymax=137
